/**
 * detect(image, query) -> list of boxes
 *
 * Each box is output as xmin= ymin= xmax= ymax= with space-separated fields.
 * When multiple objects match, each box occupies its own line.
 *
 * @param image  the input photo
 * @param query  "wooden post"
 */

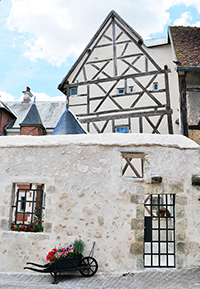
xmin=165 ymin=68 xmax=173 ymax=134
xmin=66 ymin=85 xmax=70 ymax=109
xmin=178 ymin=72 xmax=188 ymax=137
xmin=87 ymin=85 xmax=90 ymax=132
xmin=112 ymin=19 xmax=118 ymax=76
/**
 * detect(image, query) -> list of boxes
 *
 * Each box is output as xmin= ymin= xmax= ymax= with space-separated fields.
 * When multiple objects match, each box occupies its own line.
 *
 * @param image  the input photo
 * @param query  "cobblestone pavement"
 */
xmin=0 ymin=268 xmax=200 ymax=289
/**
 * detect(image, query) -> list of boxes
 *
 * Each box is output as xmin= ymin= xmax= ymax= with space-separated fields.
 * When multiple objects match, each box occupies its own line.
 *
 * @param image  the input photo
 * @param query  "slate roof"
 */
xmin=4 ymin=101 xmax=66 ymax=130
xmin=20 ymin=103 xmax=44 ymax=127
xmin=52 ymin=108 xmax=86 ymax=135
xmin=169 ymin=26 xmax=200 ymax=67
xmin=0 ymin=101 xmax=17 ymax=118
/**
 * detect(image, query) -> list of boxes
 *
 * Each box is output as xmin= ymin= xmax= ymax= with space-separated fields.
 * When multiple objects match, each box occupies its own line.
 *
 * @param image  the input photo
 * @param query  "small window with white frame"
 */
xmin=115 ymin=125 xmax=129 ymax=133
xmin=129 ymin=86 xmax=134 ymax=93
xmin=70 ymin=87 xmax=78 ymax=96
xmin=118 ymin=88 xmax=125 ymax=94
xmin=121 ymin=152 xmax=145 ymax=178
xmin=153 ymin=82 xmax=158 ymax=91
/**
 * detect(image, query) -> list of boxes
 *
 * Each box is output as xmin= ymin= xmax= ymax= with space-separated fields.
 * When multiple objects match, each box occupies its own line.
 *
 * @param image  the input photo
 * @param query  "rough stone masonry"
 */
xmin=0 ymin=133 xmax=199 ymax=273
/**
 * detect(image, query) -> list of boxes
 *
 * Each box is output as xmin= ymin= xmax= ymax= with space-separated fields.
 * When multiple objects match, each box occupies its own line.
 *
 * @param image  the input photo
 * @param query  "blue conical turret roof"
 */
xmin=20 ymin=102 xmax=44 ymax=127
xmin=52 ymin=108 xmax=86 ymax=135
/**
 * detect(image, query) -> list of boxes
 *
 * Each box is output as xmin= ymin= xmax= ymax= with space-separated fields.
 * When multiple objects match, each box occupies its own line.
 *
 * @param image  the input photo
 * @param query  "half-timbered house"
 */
xmin=58 ymin=10 xmax=180 ymax=135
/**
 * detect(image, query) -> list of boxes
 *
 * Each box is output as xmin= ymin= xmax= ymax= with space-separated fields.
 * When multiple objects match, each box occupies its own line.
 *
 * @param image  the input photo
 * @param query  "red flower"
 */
xmin=12 ymin=227 xmax=16 ymax=230
xmin=24 ymin=219 xmax=27 ymax=222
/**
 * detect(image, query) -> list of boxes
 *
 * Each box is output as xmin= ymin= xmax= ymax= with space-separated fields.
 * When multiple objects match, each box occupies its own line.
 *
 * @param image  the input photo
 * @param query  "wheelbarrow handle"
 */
xmin=26 ymin=262 xmax=49 ymax=268
xmin=89 ymin=241 xmax=96 ymax=257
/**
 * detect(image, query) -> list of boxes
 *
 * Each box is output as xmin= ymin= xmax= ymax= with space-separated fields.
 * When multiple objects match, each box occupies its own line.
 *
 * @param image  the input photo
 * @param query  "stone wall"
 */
xmin=0 ymin=134 xmax=199 ymax=273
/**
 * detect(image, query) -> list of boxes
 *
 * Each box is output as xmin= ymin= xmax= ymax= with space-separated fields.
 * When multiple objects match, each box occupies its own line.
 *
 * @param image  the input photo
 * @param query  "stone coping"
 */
xmin=0 ymin=133 xmax=199 ymax=149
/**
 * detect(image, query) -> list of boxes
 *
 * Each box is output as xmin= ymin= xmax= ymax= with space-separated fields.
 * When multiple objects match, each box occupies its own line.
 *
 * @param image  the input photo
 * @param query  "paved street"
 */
xmin=0 ymin=267 xmax=200 ymax=289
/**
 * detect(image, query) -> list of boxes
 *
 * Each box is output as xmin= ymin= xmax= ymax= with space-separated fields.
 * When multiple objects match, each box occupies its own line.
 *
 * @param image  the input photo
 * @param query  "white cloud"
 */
xmin=174 ymin=11 xmax=193 ymax=25
xmin=7 ymin=0 xmax=200 ymax=66
xmin=0 ymin=91 xmax=15 ymax=101
xmin=0 ymin=91 xmax=65 ymax=102
xmin=18 ymin=92 xmax=66 ymax=102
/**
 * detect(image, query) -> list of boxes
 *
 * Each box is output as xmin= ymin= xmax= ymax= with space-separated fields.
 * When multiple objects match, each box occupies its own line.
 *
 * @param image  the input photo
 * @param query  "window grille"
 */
xmin=11 ymin=183 xmax=45 ymax=232
xmin=144 ymin=194 xmax=175 ymax=267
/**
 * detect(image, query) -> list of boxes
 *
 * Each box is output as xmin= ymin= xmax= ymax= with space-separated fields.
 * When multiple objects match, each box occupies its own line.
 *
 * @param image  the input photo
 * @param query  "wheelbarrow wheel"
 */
xmin=79 ymin=256 xmax=98 ymax=277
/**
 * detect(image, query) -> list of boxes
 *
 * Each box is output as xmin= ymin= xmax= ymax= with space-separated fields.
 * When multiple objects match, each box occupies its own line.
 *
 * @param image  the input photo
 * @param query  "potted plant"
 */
xmin=46 ymin=235 xmax=85 ymax=264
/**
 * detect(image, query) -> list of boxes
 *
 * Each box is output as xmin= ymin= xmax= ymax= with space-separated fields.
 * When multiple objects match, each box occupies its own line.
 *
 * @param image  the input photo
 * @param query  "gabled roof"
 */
xmin=58 ymin=10 xmax=146 ymax=92
xmin=0 ymin=101 xmax=17 ymax=118
xmin=52 ymin=108 xmax=86 ymax=135
xmin=169 ymin=26 xmax=200 ymax=68
xmin=20 ymin=102 xmax=44 ymax=127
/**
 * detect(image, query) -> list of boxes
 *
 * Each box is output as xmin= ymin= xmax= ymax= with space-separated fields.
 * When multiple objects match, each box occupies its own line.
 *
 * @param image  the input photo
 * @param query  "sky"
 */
xmin=0 ymin=0 xmax=200 ymax=101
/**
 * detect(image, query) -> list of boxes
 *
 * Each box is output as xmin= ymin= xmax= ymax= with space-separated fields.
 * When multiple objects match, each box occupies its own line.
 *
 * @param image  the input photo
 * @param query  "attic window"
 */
xmin=70 ymin=87 xmax=78 ymax=96
xmin=153 ymin=82 xmax=158 ymax=91
xmin=121 ymin=152 xmax=144 ymax=178
xmin=129 ymin=87 xmax=134 ymax=93
xmin=118 ymin=88 xmax=125 ymax=94
xmin=115 ymin=125 xmax=129 ymax=133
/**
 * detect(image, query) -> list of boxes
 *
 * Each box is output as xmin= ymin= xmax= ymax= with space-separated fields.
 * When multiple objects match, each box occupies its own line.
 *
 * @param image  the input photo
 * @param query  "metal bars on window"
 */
xmin=12 ymin=184 xmax=44 ymax=228
xmin=144 ymin=194 xmax=175 ymax=268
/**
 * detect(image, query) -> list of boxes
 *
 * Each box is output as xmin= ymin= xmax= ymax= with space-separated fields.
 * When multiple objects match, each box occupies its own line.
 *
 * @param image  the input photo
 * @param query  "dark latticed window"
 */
xmin=11 ymin=183 xmax=45 ymax=232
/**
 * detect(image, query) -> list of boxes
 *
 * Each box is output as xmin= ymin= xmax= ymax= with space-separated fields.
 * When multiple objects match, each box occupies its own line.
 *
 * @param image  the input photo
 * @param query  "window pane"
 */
xmin=70 ymin=87 xmax=77 ymax=96
xmin=12 ymin=184 xmax=44 ymax=232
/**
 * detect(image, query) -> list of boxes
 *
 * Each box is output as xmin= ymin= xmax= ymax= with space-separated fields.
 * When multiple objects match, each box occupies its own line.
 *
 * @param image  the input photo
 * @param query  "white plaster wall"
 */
xmin=67 ymin=15 xmax=180 ymax=135
xmin=0 ymin=134 xmax=199 ymax=273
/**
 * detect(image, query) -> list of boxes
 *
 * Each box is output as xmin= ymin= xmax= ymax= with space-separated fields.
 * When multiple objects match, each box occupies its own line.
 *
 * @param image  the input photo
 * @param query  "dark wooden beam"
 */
xmin=186 ymin=88 xmax=200 ymax=92
xmin=76 ymin=104 xmax=166 ymax=117
xmin=91 ymin=62 xmax=110 ymax=79
xmin=178 ymin=72 xmax=188 ymax=137
xmin=112 ymin=19 xmax=118 ymax=76
xmin=96 ymin=40 xmax=131 ymax=48
xmin=89 ymin=88 xmax=166 ymax=101
xmin=68 ymin=70 xmax=165 ymax=88
xmin=72 ymin=19 xmax=112 ymax=83
xmin=139 ymin=117 xmax=143 ymax=133
xmin=114 ymin=20 xmax=162 ymax=71
xmin=132 ymin=77 xmax=162 ymax=106
xmin=79 ymin=109 xmax=172 ymax=123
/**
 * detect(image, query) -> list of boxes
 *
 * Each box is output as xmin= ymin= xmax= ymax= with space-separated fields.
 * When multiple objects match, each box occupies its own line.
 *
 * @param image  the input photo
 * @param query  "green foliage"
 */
xmin=73 ymin=236 xmax=85 ymax=254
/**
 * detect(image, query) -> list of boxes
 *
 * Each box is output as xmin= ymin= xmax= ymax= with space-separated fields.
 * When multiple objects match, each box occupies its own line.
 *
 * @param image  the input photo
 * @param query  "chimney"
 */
xmin=22 ymin=87 xmax=33 ymax=102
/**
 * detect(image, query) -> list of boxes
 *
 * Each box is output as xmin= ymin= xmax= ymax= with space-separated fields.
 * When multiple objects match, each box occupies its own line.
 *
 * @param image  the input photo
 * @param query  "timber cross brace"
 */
xmin=59 ymin=11 xmax=173 ymax=134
